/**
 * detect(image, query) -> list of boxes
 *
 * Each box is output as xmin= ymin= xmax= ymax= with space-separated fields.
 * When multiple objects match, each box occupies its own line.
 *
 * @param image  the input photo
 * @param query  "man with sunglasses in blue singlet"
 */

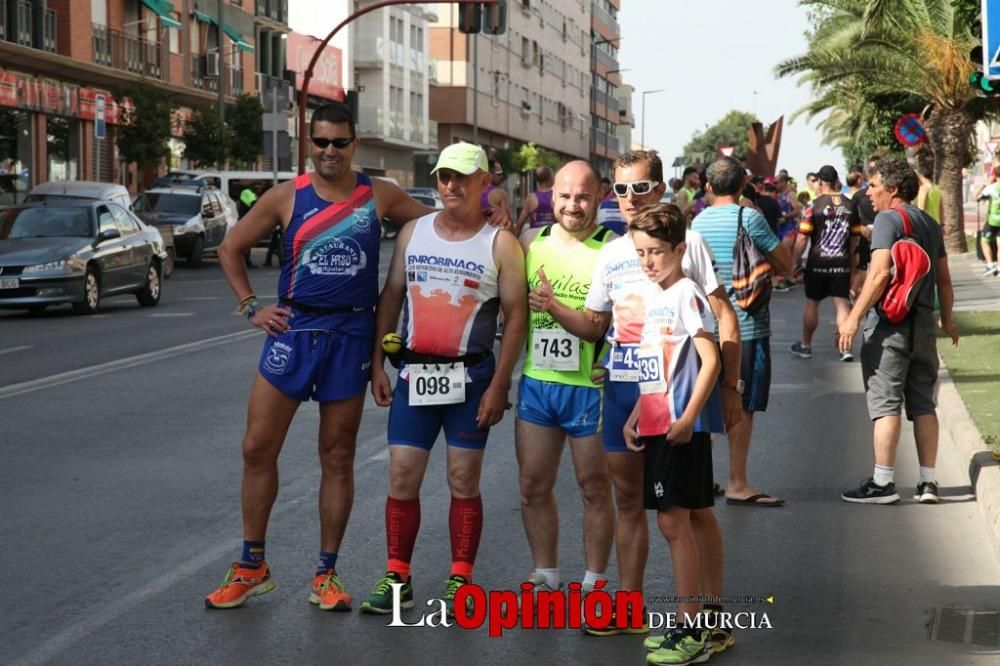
xmin=207 ymin=102 xmax=468 ymax=612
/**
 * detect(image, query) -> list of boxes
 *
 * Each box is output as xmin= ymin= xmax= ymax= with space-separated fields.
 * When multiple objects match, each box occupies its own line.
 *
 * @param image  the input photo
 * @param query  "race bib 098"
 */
xmin=408 ymin=364 xmax=466 ymax=406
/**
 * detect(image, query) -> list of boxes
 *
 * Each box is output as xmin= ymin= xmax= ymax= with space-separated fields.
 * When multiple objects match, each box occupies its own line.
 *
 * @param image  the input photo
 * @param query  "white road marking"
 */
xmin=0 ymin=329 xmax=258 ymax=400
xmin=147 ymin=312 xmax=196 ymax=317
xmin=0 ymin=345 xmax=32 ymax=356
xmin=12 ymin=537 xmax=241 ymax=666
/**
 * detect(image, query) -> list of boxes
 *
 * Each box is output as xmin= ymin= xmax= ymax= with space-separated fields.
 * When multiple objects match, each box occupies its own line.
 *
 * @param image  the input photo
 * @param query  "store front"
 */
xmin=0 ymin=68 xmax=120 ymax=188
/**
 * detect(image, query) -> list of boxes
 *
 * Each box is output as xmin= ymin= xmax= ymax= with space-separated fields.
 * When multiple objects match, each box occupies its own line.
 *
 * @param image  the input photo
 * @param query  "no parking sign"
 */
xmin=894 ymin=114 xmax=926 ymax=147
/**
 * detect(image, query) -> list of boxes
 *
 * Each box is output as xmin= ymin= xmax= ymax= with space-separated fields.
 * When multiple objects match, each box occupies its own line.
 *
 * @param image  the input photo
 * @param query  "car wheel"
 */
xmin=72 ymin=267 xmax=100 ymax=315
xmin=164 ymin=247 xmax=175 ymax=279
xmin=188 ymin=235 xmax=204 ymax=268
xmin=136 ymin=261 xmax=162 ymax=307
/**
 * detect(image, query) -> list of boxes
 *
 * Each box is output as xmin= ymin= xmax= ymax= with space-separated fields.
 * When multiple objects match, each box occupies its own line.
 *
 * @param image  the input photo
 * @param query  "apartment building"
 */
xmin=590 ymin=0 xmax=622 ymax=176
xmin=615 ymin=81 xmax=633 ymax=161
xmin=0 ymin=0 xmax=290 ymax=191
xmin=429 ymin=0 xmax=593 ymax=174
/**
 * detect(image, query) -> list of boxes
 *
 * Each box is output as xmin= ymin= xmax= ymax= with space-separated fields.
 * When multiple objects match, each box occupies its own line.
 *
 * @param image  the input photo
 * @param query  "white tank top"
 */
xmin=402 ymin=213 xmax=501 ymax=356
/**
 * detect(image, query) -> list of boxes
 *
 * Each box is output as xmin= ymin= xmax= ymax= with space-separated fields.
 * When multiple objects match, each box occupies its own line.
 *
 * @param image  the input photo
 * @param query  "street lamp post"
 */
xmin=297 ymin=0 xmax=496 ymax=174
xmin=640 ymin=88 xmax=664 ymax=150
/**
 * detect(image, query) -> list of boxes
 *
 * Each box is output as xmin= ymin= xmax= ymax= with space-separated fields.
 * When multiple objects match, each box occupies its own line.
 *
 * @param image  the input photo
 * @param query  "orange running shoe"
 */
xmin=309 ymin=570 xmax=352 ymax=611
xmin=204 ymin=562 xmax=275 ymax=609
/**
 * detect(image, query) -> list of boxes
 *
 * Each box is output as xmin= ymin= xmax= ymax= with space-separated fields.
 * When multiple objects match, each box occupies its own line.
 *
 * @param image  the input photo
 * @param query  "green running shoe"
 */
xmin=646 ymin=628 xmax=710 ymax=665
xmin=360 ymin=571 xmax=412 ymax=614
xmin=443 ymin=575 xmax=473 ymax=618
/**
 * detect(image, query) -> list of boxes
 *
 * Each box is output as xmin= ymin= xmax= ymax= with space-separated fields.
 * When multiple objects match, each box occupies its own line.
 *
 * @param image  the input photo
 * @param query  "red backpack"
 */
xmin=879 ymin=206 xmax=931 ymax=325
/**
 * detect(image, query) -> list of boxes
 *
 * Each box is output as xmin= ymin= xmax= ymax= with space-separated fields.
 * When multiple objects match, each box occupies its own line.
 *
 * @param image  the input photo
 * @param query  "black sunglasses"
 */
xmin=311 ymin=136 xmax=355 ymax=150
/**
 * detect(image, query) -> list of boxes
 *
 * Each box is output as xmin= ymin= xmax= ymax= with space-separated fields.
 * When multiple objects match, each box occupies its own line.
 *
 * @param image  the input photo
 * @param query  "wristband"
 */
xmin=235 ymin=294 xmax=258 ymax=315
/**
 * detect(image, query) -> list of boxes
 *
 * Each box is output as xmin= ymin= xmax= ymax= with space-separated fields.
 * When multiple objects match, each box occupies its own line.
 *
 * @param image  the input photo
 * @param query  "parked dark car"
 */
xmin=0 ymin=201 xmax=167 ymax=314
xmin=133 ymin=185 xmax=236 ymax=268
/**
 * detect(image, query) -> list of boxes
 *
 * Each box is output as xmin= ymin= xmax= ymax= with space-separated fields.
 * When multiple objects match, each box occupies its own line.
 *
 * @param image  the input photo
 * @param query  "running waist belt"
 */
xmin=281 ymin=298 xmax=371 ymax=315
xmin=403 ymin=349 xmax=492 ymax=366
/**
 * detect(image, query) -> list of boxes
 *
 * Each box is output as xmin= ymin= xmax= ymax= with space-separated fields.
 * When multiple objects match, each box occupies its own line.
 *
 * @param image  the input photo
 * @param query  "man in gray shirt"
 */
xmin=836 ymin=158 xmax=959 ymax=505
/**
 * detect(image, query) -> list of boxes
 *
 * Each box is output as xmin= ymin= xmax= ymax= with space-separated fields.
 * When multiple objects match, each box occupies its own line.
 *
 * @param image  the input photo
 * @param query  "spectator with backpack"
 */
xmin=837 ymin=158 xmax=959 ymax=505
xmin=693 ymin=157 xmax=793 ymax=506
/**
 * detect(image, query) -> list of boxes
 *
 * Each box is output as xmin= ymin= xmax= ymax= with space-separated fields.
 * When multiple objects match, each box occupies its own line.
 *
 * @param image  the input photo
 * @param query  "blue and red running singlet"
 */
xmin=276 ymin=172 xmax=381 ymax=337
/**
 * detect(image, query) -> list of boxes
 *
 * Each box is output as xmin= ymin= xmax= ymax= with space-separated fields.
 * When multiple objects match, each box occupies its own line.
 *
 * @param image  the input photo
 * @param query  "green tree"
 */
xmin=228 ymin=94 xmax=264 ymax=167
xmin=776 ymin=0 xmax=996 ymax=253
xmin=116 ymin=80 xmax=172 ymax=171
xmin=183 ymin=109 xmax=229 ymax=168
xmin=511 ymin=142 xmax=561 ymax=172
xmin=682 ymin=110 xmax=759 ymax=164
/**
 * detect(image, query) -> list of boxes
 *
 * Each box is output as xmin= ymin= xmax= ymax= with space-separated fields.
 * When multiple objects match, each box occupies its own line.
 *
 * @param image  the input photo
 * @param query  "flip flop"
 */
xmin=726 ymin=493 xmax=785 ymax=507
xmin=713 ymin=483 xmax=725 ymax=497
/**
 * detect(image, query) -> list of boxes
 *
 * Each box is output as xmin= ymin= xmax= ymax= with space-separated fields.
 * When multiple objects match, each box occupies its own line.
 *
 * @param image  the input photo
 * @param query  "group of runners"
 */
xmin=201 ymin=100 xmax=936 ymax=665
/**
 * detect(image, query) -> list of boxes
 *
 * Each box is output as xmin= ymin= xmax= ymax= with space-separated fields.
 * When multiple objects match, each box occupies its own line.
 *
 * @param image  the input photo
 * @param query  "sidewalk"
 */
xmin=936 ymin=250 xmax=1000 ymax=561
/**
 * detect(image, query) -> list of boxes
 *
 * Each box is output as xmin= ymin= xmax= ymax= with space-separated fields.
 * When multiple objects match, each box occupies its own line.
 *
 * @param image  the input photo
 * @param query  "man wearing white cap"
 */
xmin=360 ymin=142 xmax=527 ymax=616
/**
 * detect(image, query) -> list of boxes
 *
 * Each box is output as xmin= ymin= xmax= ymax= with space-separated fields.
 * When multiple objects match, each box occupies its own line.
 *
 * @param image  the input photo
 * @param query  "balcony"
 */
xmin=591 ymin=1 xmax=620 ymax=34
xmin=92 ymin=24 xmax=162 ymax=79
xmin=191 ymin=55 xmax=244 ymax=95
xmin=255 ymin=0 xmax=288 ymax=24
xmin=1 ymin=1 xmax=56 ymax=52
xmin=15 ymin=0 xmax=31 ymax=46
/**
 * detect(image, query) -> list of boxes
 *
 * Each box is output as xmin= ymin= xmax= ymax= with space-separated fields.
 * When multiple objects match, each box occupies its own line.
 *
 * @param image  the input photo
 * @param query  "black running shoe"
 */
xmin=915 ymin=481 xmax=940 ymax=504
xmin=841 ymin=477 xmax=900 ymax=504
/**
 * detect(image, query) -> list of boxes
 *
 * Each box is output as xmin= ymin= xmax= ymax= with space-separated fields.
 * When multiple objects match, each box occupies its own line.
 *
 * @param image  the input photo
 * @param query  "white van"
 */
xmin=158 ymin=170 xmax=297 ymax=210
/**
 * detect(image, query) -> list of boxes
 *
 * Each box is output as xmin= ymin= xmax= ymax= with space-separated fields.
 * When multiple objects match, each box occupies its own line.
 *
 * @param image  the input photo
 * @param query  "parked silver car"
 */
xmin=0 ymin=201 xmax=168 ymax=314
xmin=24 ymin=180 xmax=174 ymax=278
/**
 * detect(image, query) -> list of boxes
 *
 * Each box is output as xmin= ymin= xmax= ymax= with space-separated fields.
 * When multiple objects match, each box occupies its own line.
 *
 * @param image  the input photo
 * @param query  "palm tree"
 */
xmin=777 ymin=0 xmax=995 ymax=253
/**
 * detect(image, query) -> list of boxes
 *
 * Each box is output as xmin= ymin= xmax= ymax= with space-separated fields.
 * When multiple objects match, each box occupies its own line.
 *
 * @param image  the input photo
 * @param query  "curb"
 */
xmin=936 ymin=363 xmax=1000 ymax=563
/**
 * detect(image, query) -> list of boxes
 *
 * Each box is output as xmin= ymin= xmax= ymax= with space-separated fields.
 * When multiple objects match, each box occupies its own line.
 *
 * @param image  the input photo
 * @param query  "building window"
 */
xmin=521 ymin=37 xmax=530 ymax=65
xmin=0 ymin=109 xmax=33 ymax=194
xmin=47 ymin=116 xmax=80 ymax=182
xmin=169 ymin=12 xmax=180 ymax=53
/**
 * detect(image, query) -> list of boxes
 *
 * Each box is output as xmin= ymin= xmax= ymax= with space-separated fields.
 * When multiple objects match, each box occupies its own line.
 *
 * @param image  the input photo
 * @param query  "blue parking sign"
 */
xmin=984 ymin=0 xmax=1000 ymax=79
xmin=95 ymin=94 xmax=106 ymax=139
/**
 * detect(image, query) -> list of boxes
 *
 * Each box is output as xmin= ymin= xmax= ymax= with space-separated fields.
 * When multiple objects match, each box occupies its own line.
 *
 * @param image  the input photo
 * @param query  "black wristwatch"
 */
xmin=244 ymin=299 xmax=261 ymax=321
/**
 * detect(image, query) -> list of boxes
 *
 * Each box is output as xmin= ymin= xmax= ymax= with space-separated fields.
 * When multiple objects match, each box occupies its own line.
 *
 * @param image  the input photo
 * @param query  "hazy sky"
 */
xmin=619 ymin=0 xmax=844 ymax=180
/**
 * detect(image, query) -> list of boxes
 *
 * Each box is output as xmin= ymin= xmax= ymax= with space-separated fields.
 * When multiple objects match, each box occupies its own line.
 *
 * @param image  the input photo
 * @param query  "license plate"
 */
xmin=0 ymin=277 xmax=19 ymax=290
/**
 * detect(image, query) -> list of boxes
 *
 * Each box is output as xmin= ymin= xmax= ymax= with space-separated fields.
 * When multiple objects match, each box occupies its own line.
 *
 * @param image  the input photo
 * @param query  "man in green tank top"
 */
xmin=675 ymin=166 xmax=701 ymax=223
xmin=516 ymin=161 xmax=616 ymax=595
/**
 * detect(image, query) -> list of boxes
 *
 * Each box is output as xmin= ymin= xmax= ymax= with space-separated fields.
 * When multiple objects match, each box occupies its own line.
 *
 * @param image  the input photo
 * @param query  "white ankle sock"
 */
xmin=535 ymin=568 xmax=559 ymax=589
xmin=581 ymin=570 xmax=606 ymax=590
xmin=919 ymin=467 xmax=936 ymax=484
xmin=873 ymin=464 xmax=894 ymax=486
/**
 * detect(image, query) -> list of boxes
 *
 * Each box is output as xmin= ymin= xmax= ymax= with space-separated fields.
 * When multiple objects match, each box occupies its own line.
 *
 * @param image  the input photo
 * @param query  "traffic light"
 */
xmin=483 ymin=0 xmax=507 ymax=35
xmin=458 ymin=4 xmax=482 ymax=34
xmin=457 ymin=1 xmax=507 ymax=35
xmin=970 ymin=44 xmax=1000 ymax=95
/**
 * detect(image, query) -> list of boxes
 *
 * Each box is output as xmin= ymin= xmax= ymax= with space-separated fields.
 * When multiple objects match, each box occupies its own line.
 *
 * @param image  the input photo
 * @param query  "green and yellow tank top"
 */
xmin=524 ymin=224 xmax=613 ymax=387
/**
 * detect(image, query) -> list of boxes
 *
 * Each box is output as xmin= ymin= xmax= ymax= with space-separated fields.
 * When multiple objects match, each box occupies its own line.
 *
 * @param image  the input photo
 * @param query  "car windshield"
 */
xmin=24 ymin=194 xmax=97 ymax=204
xmin=0 ymin=206 xmax=94 ymax=239
xmin=139 ymin=193 xmax=200 ymax=216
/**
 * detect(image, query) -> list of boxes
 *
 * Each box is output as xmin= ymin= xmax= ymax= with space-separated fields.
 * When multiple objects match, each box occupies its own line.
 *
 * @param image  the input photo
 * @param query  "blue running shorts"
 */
xmin=258 ymin=330 xmax=372 ymax=402
xmin=602 ymin=377 xmax=639 ymax=453
xmin=387 ymin=369 xmax=494 ymax=451
xmin=516 ymin=376 xmax=602 ymax=438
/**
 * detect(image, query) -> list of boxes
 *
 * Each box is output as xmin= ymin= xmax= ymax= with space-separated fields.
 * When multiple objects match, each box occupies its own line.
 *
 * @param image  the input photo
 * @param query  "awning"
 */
xmin=142 ymin=0 xmax=182 ymax=30
xmin=192 ymin=10 xmax=255 ymax=52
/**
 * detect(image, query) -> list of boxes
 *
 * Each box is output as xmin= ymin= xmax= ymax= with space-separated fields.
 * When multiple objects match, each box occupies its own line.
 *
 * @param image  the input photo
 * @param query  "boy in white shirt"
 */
xmin=623 ymin=204 xmax=725 ymax=666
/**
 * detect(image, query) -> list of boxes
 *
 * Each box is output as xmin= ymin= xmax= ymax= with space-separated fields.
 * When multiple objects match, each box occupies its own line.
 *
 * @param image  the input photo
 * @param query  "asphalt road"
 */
xmin=2 ymin=244 xmax=998 ymax=665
